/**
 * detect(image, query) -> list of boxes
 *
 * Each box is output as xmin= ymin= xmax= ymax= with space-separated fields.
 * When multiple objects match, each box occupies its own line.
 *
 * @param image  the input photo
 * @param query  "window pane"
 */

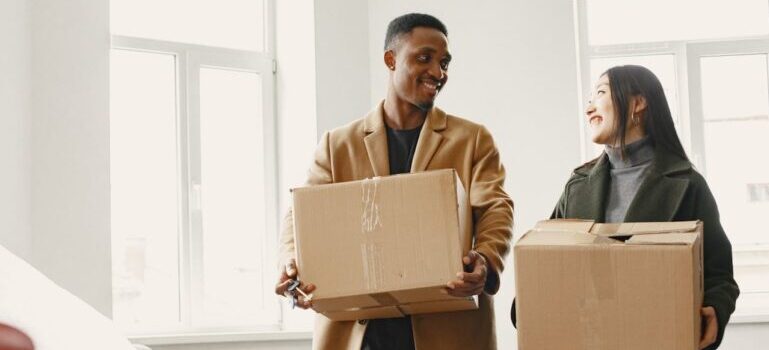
xmin=111 ymin=0 xmax=265 ymax=51
xmin=699 ymin=55 xmax=769 ymax=318
xmin=587 ymin=55 xmax=680 ymax=157
xmin=701 ymin=55 xmax=769 ymax=121
xmin=704 ymin=120 xmax=769 ymax=246
xmin=701 ymin=53 xmax=769 ymax=246
xmin=586 ymin=0 xmax=769 ymax=45
xmin=110 ymin=49 xmax=181 ymax=329
xmin=199 ymin=67 xmax=273 ymax=325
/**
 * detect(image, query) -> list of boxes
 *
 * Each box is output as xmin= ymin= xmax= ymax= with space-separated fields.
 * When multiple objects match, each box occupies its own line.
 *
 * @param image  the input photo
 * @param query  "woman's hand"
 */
xmin=699 ymin=306 xmax=718 ymax=349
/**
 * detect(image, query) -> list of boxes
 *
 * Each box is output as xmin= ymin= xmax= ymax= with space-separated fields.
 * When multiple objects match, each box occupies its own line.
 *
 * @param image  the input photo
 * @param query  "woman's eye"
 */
xmin=417 ymin=55 xmax=430 ymax=62
xmin=597 ymin=90 xmax=605 ymax=95
xmin=440 ymin=61 xmax=449 ymax=70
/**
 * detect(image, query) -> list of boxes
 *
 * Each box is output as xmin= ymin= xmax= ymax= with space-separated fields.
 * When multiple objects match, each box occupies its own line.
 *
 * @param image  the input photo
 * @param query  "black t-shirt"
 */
xmin=360 ymin=123 xmax=423 ymax=350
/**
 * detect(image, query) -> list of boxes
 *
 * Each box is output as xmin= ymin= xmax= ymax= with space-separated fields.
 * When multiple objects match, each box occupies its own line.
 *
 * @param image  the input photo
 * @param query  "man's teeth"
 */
xmin=423 ymin=81 xmax=440 ymax=90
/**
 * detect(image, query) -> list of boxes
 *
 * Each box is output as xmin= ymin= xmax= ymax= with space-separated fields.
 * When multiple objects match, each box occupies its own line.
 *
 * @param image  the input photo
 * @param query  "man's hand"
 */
xmin=274 ymin=258 xmax=316 ymax=309
xmin=699 ymin=306 xmax=718 ymax=349
xmin=446 ymin=250 xmax=487 ymax=297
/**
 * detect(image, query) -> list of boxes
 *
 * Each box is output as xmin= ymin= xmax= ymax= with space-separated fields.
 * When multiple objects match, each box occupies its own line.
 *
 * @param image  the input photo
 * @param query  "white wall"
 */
xmin=367 ymin=1 xmax=582 ymax=348
xmin=0 ymin=0 xmax=32 ymax=261
xmin=314 ymin=0 xmax=372 ymax=137
xmin=29 ymin=0 xmax=112 ymax=316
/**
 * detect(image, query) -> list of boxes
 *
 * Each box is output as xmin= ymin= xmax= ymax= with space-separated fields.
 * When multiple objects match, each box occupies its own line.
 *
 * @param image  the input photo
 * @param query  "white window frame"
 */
xmin=574 ymin=0 xmax=769 ymax=323
xmin=110 ymin=0 xmax=284 ymax=337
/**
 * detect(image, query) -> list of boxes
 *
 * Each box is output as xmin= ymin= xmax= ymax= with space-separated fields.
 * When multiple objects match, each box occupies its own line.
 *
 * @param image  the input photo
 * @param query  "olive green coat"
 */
xmin=513 ymin=148 xmax=739 ymax=349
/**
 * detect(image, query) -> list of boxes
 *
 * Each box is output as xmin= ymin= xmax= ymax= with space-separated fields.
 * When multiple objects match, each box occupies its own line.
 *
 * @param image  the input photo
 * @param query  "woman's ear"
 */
xmin=633 ymin=95 xmax=647 ymax=114
xmin=384 ymin=50 xmax=395 ymax=71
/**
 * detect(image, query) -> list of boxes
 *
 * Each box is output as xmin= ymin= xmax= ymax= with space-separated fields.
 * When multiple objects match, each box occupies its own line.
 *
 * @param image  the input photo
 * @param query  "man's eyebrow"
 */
xmin=415 ymin=47 xmax=451 ymax=61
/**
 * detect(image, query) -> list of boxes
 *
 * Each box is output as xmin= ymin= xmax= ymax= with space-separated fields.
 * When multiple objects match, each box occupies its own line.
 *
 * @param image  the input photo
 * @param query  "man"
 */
xmin=275 ymin=13 xmax=513 ymax=350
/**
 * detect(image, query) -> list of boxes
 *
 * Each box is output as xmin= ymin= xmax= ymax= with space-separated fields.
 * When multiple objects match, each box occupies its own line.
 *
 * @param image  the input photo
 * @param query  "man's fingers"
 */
xmin=275 ymin=279 xmax=292 ymax=296
xmin=445 ymin=283 xmax=483 ymax=297
xmin=446 ymin=278 xmax=483 ymax=297
xmin=457 ymin=271 xmax=484 ymax=284
xmin=463 ymin=250 xmax=480 ymax=265
xmin=296 ymin=294 xmax=313 ymax=309
xmin=285 ymin=259 xmax=298 ymax=278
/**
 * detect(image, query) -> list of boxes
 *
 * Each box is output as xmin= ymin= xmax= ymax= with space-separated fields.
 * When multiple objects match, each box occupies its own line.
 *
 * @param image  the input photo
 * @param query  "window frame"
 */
xmin=574 ymin=0 xmax=769 ymax=323
xmin=110 ymin=0 xmax=282 ymax=335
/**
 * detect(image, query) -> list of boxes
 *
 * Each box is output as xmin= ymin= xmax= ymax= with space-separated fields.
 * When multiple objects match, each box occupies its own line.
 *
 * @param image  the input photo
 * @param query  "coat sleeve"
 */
xmin=469 ymin=125 xmax=514 ymax=295
xmin=278 ymin=131 xmax=334 ymax=271
xmin=692 ymin=175 xmax=740 ymax=350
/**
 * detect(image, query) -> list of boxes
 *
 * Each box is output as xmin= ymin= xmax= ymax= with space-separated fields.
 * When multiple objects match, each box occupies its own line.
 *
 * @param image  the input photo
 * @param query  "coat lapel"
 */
xmin=363 ymin=103 xmax=390 ymax=176
xmin=623 ymin=149 xmax=691 ymax=222
xmin=569 ymin=155 xmax=610 ymax=222
xmin=411 ymin=107 xmax=446 ymax=172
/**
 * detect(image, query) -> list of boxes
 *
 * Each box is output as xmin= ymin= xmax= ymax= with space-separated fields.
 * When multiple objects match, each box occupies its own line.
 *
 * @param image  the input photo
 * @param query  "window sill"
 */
xmin=128 ymin=331 xmax=312 ymax=346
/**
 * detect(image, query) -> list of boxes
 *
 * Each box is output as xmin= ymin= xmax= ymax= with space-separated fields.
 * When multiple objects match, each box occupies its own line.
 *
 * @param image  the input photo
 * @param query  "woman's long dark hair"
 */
xmin=604 ymin=65 xmax=689 ymax=161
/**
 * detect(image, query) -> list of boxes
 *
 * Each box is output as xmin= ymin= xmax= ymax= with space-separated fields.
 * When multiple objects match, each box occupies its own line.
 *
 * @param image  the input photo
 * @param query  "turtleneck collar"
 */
xmin=605 ymin=136 xmax=654 ymax=169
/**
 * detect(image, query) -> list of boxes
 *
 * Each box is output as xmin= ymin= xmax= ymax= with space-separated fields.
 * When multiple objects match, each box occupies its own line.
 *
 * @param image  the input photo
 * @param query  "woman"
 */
xmin=513 ymin=65 xmax=739 ymax=349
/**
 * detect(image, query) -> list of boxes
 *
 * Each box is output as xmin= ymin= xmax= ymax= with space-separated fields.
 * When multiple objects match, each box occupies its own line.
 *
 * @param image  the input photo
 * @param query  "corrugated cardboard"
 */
xmin=292 ymin=169 xmax=477 ymax=321
xmin=514 ymin=219 xmax=703 ymax=350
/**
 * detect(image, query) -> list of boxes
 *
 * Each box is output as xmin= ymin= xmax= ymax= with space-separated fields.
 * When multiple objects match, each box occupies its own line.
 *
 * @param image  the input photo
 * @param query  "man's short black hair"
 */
xmin=384 ymin=13 xmax=448 ymax=51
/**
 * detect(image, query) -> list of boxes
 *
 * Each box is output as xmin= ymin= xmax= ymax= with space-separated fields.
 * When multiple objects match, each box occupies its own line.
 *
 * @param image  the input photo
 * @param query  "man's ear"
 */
xmin=384 ymin=50 xmax=395 ymax=71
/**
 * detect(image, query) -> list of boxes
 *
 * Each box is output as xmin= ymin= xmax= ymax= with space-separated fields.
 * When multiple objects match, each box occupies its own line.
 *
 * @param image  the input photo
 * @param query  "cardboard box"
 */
xmin=514 ymin=220 xmax=703 ymax=350
xmin=291 ymin=169 xmax=477 ymax=321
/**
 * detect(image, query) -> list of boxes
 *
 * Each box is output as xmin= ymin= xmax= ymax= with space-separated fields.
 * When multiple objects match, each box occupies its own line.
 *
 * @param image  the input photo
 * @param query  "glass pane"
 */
xmin=199 ymin=67 xmax=272 ymax=325
xmin=701 ymin=55 xmax=769 ymax=121
xmin=586 ymin=0 xmax=769 ymax=45
xmin=701 ymin=54 xmax=769 ymax=246
xmin=111 ymin=0 xmax=265 ymax=51
xmin=587 ymin=55 xmax=680 ymax=157
xmin=704 ymin=119 xmax=769 ymax=246
xmin=110 ymin=49 xmax=181 ymax=329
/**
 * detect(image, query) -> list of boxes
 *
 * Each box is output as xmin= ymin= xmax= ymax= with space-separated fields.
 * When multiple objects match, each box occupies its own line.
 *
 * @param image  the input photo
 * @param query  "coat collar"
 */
xmin=571 ymin=146 xmax=692 ymax=222
xmin=362 ymin=100 xmax=447 ymax=175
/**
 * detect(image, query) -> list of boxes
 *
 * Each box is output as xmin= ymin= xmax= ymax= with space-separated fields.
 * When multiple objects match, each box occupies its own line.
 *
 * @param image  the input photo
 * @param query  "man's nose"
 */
xmin=428 ymin=62 xmax=444 ymax=80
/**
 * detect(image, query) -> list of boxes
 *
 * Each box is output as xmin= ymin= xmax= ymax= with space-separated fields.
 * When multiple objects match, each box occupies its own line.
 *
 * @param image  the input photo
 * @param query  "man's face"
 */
xmin=389 ymin=27 xmax=451 ymax=111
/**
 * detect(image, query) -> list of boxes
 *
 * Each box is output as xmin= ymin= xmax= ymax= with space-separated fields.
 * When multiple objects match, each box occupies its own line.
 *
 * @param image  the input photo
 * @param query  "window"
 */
xmin=577 ymin=0 xmax=769 ymax=320
xmin=109 ymin=0 xmax=279 ymax=335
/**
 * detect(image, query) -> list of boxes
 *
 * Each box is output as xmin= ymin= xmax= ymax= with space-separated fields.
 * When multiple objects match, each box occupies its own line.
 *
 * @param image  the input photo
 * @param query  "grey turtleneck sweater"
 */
xmin=604 ymin=137 xmax=655 ymax=223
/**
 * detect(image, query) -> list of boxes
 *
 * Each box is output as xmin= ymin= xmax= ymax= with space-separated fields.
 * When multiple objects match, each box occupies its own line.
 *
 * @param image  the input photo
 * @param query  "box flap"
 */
xmin=516 ymin=230 xmax=617 ymax=246
xmin=533 ymin=219 xmax=596 ymax=233
xmin=625 ymin=232 xmax=699 ymax=245
xmin=591 ymin=221 xmax=699 ymax=237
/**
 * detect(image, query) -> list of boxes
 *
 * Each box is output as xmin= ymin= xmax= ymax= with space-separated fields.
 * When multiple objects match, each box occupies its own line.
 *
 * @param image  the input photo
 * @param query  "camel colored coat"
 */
xmin=280 ymin=101 xmax=513 ymax=350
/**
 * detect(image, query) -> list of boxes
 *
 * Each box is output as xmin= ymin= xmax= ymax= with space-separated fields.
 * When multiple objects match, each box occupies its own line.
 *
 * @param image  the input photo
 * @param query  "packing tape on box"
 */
xmin=587 ymin=246 xmax=616 ymax=300
xmin=361 ymin=177 xmax=383 ymax=233
xmin=577 ymin=248 xmax=616 ymax=349
xmin=361 ymin=242 xmax=385 ymax=291
xmin=369 ymin=292 xmax=400 ymax=306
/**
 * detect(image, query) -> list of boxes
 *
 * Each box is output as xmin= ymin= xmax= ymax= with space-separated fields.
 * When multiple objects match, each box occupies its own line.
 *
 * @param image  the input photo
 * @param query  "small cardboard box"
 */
xmin=514 ymin=220 xmax=703 ymax=350
xmin=291 ymin=169 xmax=477 ymax=321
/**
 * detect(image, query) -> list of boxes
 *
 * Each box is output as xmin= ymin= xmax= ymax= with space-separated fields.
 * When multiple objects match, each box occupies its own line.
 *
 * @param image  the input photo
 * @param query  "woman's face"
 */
xmin=585 ymin=74 xmax=616 ymax=145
